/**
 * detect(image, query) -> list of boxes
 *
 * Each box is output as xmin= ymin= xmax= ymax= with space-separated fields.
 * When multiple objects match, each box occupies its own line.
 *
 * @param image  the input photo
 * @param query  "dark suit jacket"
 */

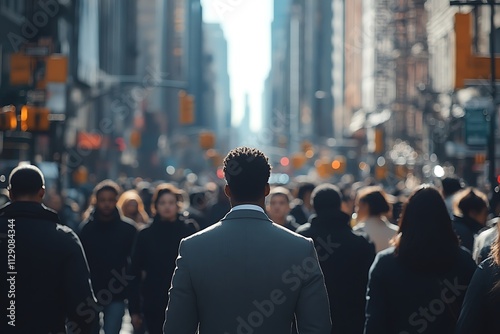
xmin=456 ymin=258 xmax=500 ymax=334
xmin=163 ymin=209 xmax=331 ymax=334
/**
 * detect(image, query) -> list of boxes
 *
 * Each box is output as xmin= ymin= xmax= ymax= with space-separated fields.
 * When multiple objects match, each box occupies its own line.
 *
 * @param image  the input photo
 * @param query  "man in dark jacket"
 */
xmin=297 ymin=183 xmax=376 ymax=334
xmin=0 ymin=165 xmax=96 ymax=334
xmin=79 ymin=180 xmax=137 ymax=334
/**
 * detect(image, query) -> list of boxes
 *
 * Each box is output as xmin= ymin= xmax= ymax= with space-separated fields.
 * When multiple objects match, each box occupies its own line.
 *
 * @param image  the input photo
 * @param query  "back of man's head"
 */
xmin=8 ymin=165 xmax=45 ymax=201
xmin=297 ymin=182 xmax=316 ymax=201
xmin=223 ymin=147 xmax=271 ymax=202
xmin=441 ymin=176 xmax=463 ymax=198
xmin=311 ymin=183 xmax=342 ymax=215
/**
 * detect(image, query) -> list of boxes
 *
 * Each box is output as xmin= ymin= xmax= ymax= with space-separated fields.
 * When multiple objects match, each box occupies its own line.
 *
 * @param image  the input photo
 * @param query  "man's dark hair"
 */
xmin=8 ymin=165 xmax=45 ymax=198
xmin=311 ymin=184 xmax=342 ymax=214
xmin=441 ymin=176 xmax=463 ymax=197
xmin=223 ymin=147 xmax=271 ymax=202
xmin=297 ymin=182 xmax=316 ymax=201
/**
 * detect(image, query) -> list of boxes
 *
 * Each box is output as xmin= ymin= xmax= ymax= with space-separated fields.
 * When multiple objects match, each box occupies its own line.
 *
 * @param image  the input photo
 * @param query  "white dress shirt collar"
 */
xmin=230 ymin=204 xmax=265 ymax=214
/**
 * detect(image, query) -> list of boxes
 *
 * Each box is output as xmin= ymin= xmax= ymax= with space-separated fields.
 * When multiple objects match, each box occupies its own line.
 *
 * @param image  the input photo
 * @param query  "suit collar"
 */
xmin=221 ymin=209 xmax=272 ymax=223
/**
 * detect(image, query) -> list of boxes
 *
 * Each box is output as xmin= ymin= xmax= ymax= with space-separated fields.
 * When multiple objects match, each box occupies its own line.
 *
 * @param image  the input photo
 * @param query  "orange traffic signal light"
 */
xmin=179 ymin=90 xmax=195 ymax=125
xmin=0 ymin=105 xmax=17 ymax=131
xmin=199 ymin=131 xmax=215 ymax=150
xmin=130 ymin=130 xmax=141 ymax=148
xmin=375 ymin=165 xmax=387 ymax=180
xmin=20 ymin=106 xmax=50 ymax=132
xmin=291 ymin=153 xmax=307 ymax=169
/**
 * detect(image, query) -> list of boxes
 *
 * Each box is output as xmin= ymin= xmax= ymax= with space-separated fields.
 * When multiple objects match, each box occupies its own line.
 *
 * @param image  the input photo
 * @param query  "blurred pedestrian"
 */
xmin=266 ymin=186 xmax=300 ymax=231
xmin=0 ymin=165 xmax=96 ymax=334
xmin=452 ymin=188 xmax=489 ymax=253
xmin=163 ymin=147 xmax=331 ymax=333
xmin=289 ymin=182 xmax=316 ymax=225
xmin=117 ymin=190 xmax=150 ymax=229
xmin=353 ymin=186 xmax=398 ymax=253
xmin=364 ymin=185 xmax=476 ymax=334
xmin=79 ymin=180 xmax=137 ymax=334
xmin=206 ymin=183 xmax=231 ymax=226
xmin=136 ymin=181 xmax=153 ymax=217
xmin=129 ymin=183 xmax=198 ymax=334
xmin=456 ymin=227 xmax=500 ymax=333
xmin=186 ymin=186 xmax=210 ymax=230
xmin=441 ymin=176 xmax=464 ymax=218
xmin=297 ymin=184 xmax=375 ymax=334
xmin=44 ymin=188 xmax=81 ymax=231
xmin=473 ymin=186 xmax=500 ymax=264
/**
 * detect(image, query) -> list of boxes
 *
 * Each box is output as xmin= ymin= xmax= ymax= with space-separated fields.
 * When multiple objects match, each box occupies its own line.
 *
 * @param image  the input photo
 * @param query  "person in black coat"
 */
xmin=289 ymin=182 xmax=316 ymax=225
xmin=456 ymin=236 xmax=500 ymax=334
xmin=129 ymin=183 xmax=198 ymax=334
xmin=0 ymin=165 xmax=96 ymax=334
xmin=79 ymin=180 xmax=137 ymax=334
xmin=364 ymin=185 xmax=477 ymax=334
xmin=297 ymin=183 xmax=375 ymax=334
xmin=452 ymin=188 xmax=489 ymax=253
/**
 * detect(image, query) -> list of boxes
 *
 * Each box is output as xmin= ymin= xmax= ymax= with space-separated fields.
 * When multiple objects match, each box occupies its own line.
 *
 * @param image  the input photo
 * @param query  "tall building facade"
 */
xmin=203 ymin=23 xmax=232 ymax=152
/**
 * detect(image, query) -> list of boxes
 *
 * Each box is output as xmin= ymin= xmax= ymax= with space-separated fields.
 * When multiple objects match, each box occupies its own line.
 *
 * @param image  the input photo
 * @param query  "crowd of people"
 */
xmin=2 ymin=146 xmax=500 ymax=333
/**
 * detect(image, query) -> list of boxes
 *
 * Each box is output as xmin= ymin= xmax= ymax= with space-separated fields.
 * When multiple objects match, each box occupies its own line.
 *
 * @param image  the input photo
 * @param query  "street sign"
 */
xmin=27 ymin=90 xmax=46 ymax=103
xmin=24 ymin=45 xmax=50 ymax=57
xmin=465 ymin=101 xmax=490 ymax=147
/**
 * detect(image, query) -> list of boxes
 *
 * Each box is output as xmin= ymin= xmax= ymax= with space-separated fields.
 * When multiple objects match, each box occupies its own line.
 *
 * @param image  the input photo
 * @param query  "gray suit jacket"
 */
xmin=163 ymin=209 xmax=331 ymax=334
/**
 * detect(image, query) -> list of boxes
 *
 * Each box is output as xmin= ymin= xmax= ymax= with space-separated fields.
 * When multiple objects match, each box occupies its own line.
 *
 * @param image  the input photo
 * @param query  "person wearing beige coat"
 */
xmin=353 ymin=186 xmax=398 ymax=253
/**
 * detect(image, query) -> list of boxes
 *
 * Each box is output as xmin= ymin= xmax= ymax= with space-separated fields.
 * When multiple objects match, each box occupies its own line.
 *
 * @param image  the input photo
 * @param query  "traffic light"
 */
xmin=20 ymin=106 xmax=50 ymax=132
xmin=73 ymin=166 xmax=88 ymax=185
xmin=375 ymin=165 xmax=387 ymax=180
xmin=0 ymin=105 xmax=17 ymax=131
xmin=374 ymin=128 xmax=384 ymax=154
xmin=179 ymin=90 xmax=195 ymax=125
xmin=130 ymin=129 xmax=142 ymax=149
xmin=199 ymin=131 xmax=215 ymax=150
xmin=475 ymin=153 xmax=486 ymax=165
xmin=331 ymin=155 xmax=346 ymax=174
xmin=315 ymin=159 xmax=333 ymax=178
xmin=291 ymin=153 xmax=307 ymax=170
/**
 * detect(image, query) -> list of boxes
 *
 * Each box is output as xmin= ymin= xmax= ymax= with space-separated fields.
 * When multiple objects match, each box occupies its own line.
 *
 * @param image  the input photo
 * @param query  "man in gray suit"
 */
xmin=164 ymin=147 xmax=331 ymax=334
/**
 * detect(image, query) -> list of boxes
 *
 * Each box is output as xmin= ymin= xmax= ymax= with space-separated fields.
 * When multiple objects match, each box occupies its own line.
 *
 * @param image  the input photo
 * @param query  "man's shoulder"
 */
xmin=182 ymin=219 xmax=312 ymax=246
xmin=295 ymin=222 xmax=311 ymax=235
xmin=270 ymin=221 xmax=313 ymax=243
xmin=54 ymin=224 xmax=84 ymax=246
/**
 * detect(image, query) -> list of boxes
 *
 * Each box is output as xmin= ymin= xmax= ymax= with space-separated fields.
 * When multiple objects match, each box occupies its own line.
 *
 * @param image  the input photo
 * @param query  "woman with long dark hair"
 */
xmin=364 ymin=185 xmax=477 ymax=333
xmin=128 ymin=183 xmax=198 ymax=334
xmin=456 ymin=224 xmax=500 ymax=333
